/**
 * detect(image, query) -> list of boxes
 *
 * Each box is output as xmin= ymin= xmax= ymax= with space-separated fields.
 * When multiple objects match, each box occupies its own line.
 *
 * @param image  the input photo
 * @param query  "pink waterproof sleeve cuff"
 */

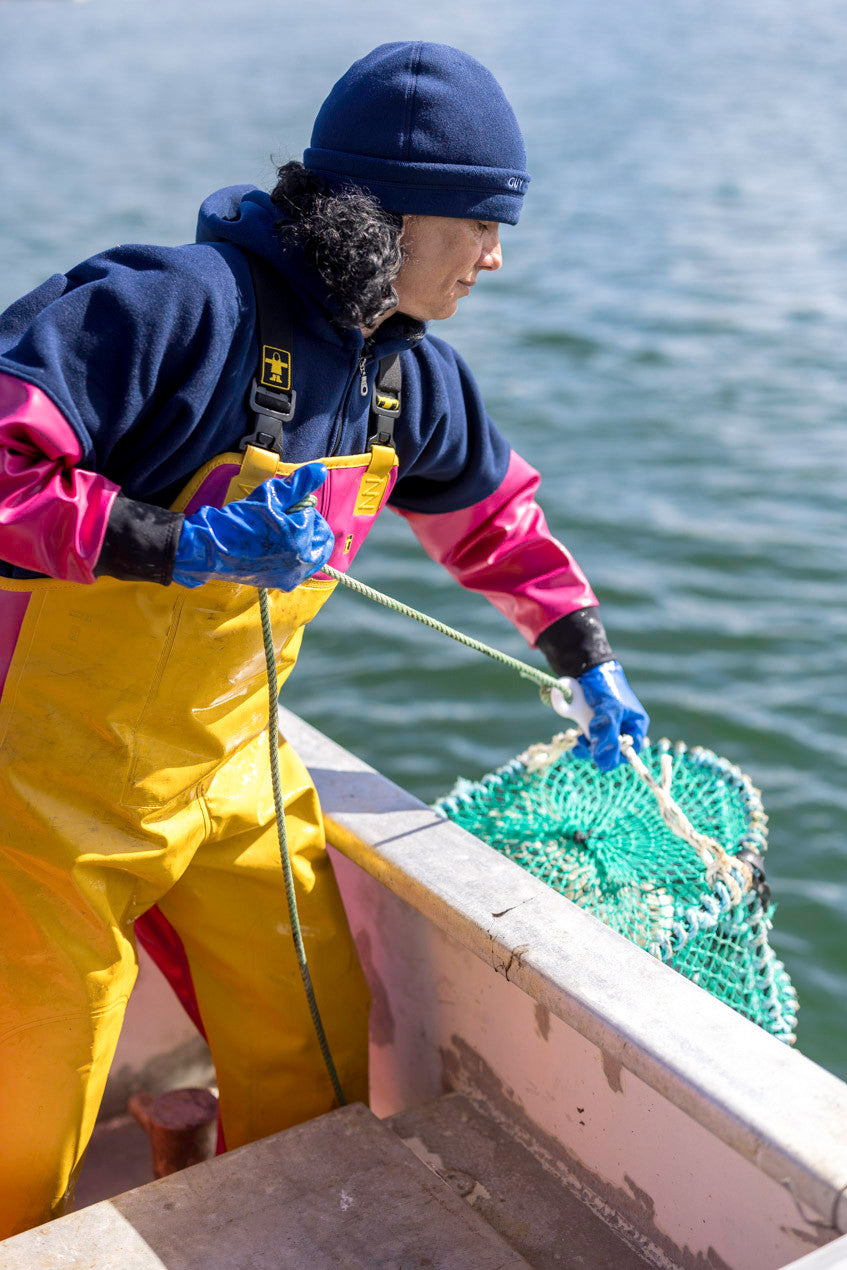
xmin=0 ymin=373 xmax=119 ymax=583
xmin=395 ymin=450 xmax=598 ymax=646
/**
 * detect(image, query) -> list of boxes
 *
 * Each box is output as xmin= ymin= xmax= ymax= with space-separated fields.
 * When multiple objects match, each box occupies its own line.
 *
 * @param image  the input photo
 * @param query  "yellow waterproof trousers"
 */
xmin=0 ymin=445 xmax=391 ymax=1236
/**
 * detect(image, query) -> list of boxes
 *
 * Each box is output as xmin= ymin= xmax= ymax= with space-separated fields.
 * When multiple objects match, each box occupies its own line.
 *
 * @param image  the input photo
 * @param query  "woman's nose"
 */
xmin=479 ymin=233 xmax=502 ymax=272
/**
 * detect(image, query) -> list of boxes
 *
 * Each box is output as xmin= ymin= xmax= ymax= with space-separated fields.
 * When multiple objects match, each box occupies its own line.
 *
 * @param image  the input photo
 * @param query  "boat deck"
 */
xmin=2 ymin=1093 xmax=653 ymax=1269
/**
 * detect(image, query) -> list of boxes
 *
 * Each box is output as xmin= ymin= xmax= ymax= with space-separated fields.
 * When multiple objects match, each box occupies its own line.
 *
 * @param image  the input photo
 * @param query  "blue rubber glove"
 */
xmin=172 ymin=462 xmax=333 ymax=591
xmin=572 ymin=660 xmax=650 ymax=773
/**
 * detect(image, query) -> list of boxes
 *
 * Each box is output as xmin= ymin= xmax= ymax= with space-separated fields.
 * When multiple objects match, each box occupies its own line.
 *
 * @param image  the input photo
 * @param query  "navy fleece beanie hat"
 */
xmin=304 ymin=42 xmax=530 ymax=224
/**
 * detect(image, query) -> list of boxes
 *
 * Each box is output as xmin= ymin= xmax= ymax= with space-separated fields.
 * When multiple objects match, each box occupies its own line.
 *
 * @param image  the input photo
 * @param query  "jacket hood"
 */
xmin=195 ymin=185 xmax=423 ymax=354
xmin=196 ymin=184 xmax=329 ymax=318
xmin=196 ymin=185 xmax=283 ymax=267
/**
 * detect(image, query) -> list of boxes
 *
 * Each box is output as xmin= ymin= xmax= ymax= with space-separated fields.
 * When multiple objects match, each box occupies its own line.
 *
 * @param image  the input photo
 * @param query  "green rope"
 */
xmin=258 ymin=586 xmax=346 ymax=1107
xmin=257 ymin=541 xmax=570 ymax=1103
xmin=322 ymin=564 xmax=569 ymax=702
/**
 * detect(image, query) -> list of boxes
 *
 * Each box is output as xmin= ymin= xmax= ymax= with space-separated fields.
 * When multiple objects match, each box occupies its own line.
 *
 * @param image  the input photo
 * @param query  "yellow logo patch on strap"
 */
xmin=261 ymin=346 xmax=292 ymax=391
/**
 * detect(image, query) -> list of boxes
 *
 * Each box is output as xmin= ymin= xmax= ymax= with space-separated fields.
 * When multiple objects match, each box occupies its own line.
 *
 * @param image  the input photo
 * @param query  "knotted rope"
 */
xmin=621 ymin=735 xmax=748 ymax=904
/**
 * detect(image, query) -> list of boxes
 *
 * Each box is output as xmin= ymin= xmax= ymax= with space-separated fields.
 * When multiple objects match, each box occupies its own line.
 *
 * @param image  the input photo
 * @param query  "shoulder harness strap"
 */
xmin=240 ymin=254 xmax=296 ymax=456
xmin=368 ymin=353 xmax=402 ymax=449
xmin=242 ymin=252 xmax=404 ymax=458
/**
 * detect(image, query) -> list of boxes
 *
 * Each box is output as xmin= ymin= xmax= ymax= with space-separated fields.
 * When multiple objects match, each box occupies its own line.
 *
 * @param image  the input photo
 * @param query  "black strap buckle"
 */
xmin=240 ymin=379 xmax=297 ymax=455
xmin=368 ymin=361 xmax=402 ymax=449
xmin=370 ymin=415 xmax=397 ymax=446
xmin=373 ymin=389 xmax=401 ymax=417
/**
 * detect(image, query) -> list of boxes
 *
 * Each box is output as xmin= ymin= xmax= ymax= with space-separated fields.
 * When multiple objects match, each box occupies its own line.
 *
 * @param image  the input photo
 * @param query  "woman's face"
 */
xmin=392 ymin=215 xmax=502 ymax=322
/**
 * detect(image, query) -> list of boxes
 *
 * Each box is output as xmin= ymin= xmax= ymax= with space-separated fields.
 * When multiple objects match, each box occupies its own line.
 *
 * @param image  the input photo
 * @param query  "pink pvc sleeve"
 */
xmin=0 ymin=373 xmax=119 ymax=583
xmin=395 ymin=450 xmax=598 ymax=646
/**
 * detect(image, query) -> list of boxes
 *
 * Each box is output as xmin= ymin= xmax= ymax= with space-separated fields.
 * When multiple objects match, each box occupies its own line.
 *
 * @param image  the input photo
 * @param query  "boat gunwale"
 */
xmin=279 ymin=705 xmax=847 ymax=1236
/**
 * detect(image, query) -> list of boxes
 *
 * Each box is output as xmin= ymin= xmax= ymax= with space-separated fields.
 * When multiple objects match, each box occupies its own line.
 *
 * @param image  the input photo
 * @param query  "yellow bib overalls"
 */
xmin=0 ymin=441 xmax=396 ymax=1235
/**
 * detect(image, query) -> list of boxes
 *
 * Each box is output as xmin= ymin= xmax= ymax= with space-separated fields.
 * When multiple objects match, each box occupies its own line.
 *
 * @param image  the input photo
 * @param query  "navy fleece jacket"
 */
xmin=0 ymin=186 xmax=613 ymax=674
xmin=0 ymin=186 xmax=510 ymax=516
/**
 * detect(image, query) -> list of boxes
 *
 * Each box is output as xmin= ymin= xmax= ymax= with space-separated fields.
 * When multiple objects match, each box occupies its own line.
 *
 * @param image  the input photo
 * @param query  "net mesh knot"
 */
xmin=434 ymin=733 xmax=798 ymax=1044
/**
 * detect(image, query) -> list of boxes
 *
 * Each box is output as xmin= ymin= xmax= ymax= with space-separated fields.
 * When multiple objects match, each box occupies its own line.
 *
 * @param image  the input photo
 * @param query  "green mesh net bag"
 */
xmin=434 ymin=732 xmax=798 ymax=1044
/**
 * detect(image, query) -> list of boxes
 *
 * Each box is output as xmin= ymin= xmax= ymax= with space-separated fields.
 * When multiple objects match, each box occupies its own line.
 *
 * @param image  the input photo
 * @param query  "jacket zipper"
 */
xmin=328 ymin=339 xmax=373 ymax=457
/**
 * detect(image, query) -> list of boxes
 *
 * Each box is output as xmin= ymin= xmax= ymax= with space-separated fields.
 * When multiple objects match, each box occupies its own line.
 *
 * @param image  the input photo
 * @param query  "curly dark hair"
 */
xmin=270 ymin=161 xmax=404 ymax=330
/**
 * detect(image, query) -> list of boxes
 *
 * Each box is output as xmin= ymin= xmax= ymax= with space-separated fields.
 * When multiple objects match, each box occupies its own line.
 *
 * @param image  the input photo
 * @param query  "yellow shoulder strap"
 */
xmin=225 ymin=445 xmax=280 ymax=505
xmin=353 ymin=444 xmax=396 ymax=517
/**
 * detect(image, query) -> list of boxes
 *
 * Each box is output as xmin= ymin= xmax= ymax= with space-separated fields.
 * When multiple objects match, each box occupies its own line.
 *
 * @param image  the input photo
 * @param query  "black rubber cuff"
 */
xmin=534 ymin=607 xmax=614 ymax=679
xmin=94 ymin=494 xmax=184 ymax=586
